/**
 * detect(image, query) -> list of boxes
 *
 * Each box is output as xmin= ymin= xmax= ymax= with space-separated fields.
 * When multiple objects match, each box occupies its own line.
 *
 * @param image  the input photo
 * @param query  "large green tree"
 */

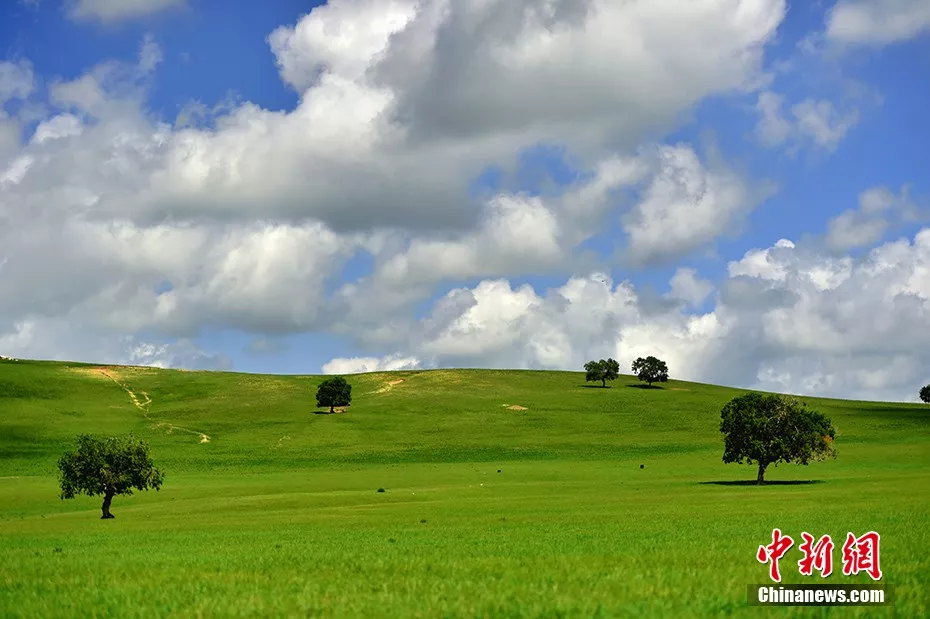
xmin=316 ymin=376 xmax=352 ymax=413
xmin=58 ymin=434 xmax=164 ymax=519
xmin=720 ymin=393 xmax=836 ymax=484
xmin=631 ymin=356 xmax=669 ymax=387
xmin=584 ymin=358 xmax=620 ymax=388
xmin=920 ymin=384 xmax=930 ymax=403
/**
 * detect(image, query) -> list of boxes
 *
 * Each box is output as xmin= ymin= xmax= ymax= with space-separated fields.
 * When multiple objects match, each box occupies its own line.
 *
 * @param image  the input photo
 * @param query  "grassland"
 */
xmin=1 ymin=359 xmax=928 ymax=618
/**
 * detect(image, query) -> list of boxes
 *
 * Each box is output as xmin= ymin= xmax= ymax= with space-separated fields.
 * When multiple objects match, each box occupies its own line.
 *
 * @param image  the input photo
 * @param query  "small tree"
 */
xmin=316 ymin=376 xmax=352 ymax=413
xmin=920 ymin=384 xmax=930 ymax=403
xmin=58 ymin=434 xmax=164 ymax=519
xmin=584 ymin=358 xmax=620 ymax=388
xmin=632 ymin=356 xmax=669 ymax=387
xmin=720 ymin=393 xmax=836 ymax=485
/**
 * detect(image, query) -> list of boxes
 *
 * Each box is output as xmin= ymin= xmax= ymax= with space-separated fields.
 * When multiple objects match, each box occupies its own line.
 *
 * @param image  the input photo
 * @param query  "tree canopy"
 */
xmin=631 ymin=356 xmax=669 ymax=386
xmin=719 ymin=393 xmax=836 ymax=484
xmin=920 ymin=384 xmax=930 ymax=403
xmin=584 ymin=358 xmax=620 ymax=387
xmin=58 ymin=433 xmax=164 ymax=519
xmin=316 ymin=377 xmax=352 ymax=412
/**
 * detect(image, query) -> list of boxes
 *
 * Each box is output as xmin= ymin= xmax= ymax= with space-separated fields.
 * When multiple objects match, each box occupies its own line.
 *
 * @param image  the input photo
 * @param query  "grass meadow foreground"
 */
xmin=1 ymin=360 xmax=928 ymax=617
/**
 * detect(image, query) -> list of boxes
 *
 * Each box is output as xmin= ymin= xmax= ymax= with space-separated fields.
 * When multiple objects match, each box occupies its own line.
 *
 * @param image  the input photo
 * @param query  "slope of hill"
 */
xmin=1 ymin=359 xmax=928 ymax=617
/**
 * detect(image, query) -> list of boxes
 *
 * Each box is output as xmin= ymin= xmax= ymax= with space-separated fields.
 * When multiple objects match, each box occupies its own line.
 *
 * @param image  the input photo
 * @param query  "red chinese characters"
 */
xmin=841 ymin=531 xmax=883 ymax=581
xmin=757 ymin=528 xmax=795 ymax=582
xmin=758 ymin=529 xmax=883 ymax=582
xmin=798 ymin=532 xmax=834 ymax=577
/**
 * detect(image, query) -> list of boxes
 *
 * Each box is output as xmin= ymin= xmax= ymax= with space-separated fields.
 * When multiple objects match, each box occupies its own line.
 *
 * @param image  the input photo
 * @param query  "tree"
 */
xmin=920 ymin=384 xmax=930 ymax=403
xmin=631 ymin=356 xmax=669 ymax=387
xmin=584 ymin=358 xmax=620 ymax=388
xmin=316 ymin=376 xmax=352 ymax=413
xmin=58 ymin=434 xmax=164 ymax=519
xmin=719 ymin=393 xmax=837 ymax=485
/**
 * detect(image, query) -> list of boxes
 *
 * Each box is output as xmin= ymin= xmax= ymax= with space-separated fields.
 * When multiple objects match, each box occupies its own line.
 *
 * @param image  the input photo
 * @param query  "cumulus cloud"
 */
xmin=621 ymin=145 xmax=763 ymax=265
xmin=827 ymin=0 xmax=930 ymax=45
xmin=23 ymin=0 xmax=783 ymax=233
xmin=755 ymin=91 xmax=859 ymax=152
xmin=0 ymin=318 xmax=228 ymax=370
xmin=322 ymin=354 xmax=420 ymax=375
xmin=825 ymin=185 xmax=924 ymax=251
xmin=0 ymin=60 xmax=34 ymax=105
xmin=324 ymin=229 xmax=930 ymax=402
xmin=668 ymin=268 xmax=715 ymax=307
xmin=68 ymin=0 xmax=187 ymax=22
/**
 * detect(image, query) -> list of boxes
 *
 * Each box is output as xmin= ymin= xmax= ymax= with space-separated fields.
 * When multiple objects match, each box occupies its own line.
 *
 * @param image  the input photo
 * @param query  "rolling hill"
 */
xmin=1 ymin=358 xmax=928 ymax=617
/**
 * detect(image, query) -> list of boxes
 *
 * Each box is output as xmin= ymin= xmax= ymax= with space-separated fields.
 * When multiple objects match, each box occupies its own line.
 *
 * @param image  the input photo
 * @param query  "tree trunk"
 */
xmin=101 ymin=491 xmax=115 ymax=519
xmin=330 ymin=404 xmax=335 ymax=413
xmin=756 ymin=463 xmax=767 ymax=485
xmin=601 ymin=379 xmax=606 ymax=388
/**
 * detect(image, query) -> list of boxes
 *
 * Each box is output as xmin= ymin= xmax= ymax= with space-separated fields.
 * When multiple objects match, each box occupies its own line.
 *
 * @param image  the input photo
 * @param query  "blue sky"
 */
xmin=1 ymin=0 xmax=930 ymax=401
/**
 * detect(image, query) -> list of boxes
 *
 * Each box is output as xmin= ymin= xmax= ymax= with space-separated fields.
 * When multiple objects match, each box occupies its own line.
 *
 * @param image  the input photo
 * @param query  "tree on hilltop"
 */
xmin=58 ymin=434 xmax=164 ymax=519
xmin=920 ymin=384 xmax=930 ymax=403
xmin=631 ymin=356 xmax=669 ymax=387
xmin=584 ymin=358 xmax=620 ymax=388
xmin=317 ymin=377 xmax=352 ymax=413
xmin=720 ymin=393 xmax=836 ymax=485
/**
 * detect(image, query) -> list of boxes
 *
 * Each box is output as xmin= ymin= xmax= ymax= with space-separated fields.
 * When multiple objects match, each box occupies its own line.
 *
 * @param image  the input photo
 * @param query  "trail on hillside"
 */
xmin=373 ymin=378 xmax=406 ymax=394
xmin=95 ymin=368 xmax=211 ymax=444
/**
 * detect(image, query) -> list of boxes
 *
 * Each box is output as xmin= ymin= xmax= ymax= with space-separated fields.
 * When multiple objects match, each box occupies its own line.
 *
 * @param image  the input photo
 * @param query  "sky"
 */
xmin=1 ymin=0 xmax=930 ymax=402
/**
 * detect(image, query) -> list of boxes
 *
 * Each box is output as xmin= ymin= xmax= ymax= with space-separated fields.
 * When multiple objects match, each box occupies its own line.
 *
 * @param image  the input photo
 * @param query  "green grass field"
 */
xmin=1 ymin=359 xmax=928 ymax=618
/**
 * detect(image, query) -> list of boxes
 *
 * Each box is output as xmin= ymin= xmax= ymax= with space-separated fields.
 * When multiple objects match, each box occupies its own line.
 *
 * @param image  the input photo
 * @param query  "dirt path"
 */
xmin=96 ymin=368 xmax=211 ymax=444
xmin=373 ymin=378 xmax=406 ymax=394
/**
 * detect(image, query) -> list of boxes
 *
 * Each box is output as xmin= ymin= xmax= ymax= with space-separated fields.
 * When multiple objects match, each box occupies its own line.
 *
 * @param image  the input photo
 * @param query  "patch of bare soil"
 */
xmin=505 ymin=405 xmax=528 ymax=411
xmin=315 ymin=407 xmax=350 ymax=414
xmin=374 ymin=378 xmax=407 ymax=394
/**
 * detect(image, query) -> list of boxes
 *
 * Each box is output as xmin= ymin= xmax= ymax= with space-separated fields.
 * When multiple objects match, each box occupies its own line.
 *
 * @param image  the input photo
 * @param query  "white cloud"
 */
xmin=125 ymin=337 xmax=231 ymax=369
xmin=68 ymin=0 xmax=186 ymax=22
xmin=622 ymin=145 xmax=760 ymax=265
xmin=755 ymin=91 xmax=793 ymax=146
xmin=792 ymin=99 xmax=861 ymax=150
xmin=825 ymin=185 xmax=923 ymax=251
xmin=755 ymin=91 xmax=859 ymax=152
xmin=827 ymin=0 xmax=930 ymax=45
xmin=268 ymin=0 xmax=419 ymax=92
xmin=0 ymin=318 xmax=228 ymax=370
xmin=323 ymin=228 xmax=930 ymax=402
xmin=138 ymin=35 xmax=164 ymax=74
xmin=322 ymin=354 xmax=420 ymax=375
xmin=0 ymin=60 xmax=34 ymax=105
xmin=668 ymin=268 xmax=714 ymax=307
xmin=31 ymin=114 xmax=83 ymax=144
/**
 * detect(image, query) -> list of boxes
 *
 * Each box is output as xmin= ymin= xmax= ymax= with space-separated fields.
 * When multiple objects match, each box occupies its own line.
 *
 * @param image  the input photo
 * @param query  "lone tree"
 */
xmin=631 ymin=356 xmax=669 ymax=387
xmin=58 ymin=434 xmax=164 ymax=519
xmin=920 ymin=384 xmax=930 ymax=403
xmin=584 ymin=358 xmax=620 ymax=388
xmin=720 ymin=393 xmax=836 ymax=485
xmin=316 ymin=376 xmax=352 ymax=413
